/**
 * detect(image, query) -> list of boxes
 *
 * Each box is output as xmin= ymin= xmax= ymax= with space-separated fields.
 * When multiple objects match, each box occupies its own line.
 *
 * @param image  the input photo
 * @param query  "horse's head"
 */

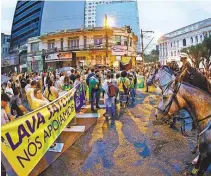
xmin=156 ymin=82 xmax=185 ymax=121
xmin=147 ymin=68 xmax=159 ymax=86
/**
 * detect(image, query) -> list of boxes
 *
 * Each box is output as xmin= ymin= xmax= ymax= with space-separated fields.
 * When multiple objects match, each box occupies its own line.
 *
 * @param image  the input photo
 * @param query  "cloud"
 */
xmin=1 ymin=20 xmax=12 ymax=34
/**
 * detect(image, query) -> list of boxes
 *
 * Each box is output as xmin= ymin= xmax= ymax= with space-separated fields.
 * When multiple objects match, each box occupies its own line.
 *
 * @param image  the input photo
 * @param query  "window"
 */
xmin=195 ymin=36 xmax=198 ymax=43
xmin=68 ymin=37 xmax=79 ymax=49
xmin=171 ymin=42 xmax=172 ymax=47
xmin=174 ymin=51 xmax=176 ymax=56
xmin=130 ymin=38 xmax=132 ymax=46
xmin=174 ymin=41 xmax=176 ymax=47
xmin=84 ymin=36 xmax=87 ymax=48
xmin=190 ymin=37 xmax=193 ymax=44
xmin=177 ymin=40 xmax=179 ymax=47
xmin=200 ymin=35 xmax=203 ymax=42
xmin=88 ymin=17 xmax=91 ymax=19
xmin=31 ymin=42 xmax=39 ymax=52
xmin=94 ymin=36 xmax=103 ymax=46
xmin=47 ymin=40 xmax=55 ymax=50
xmin=88 ymin=10 xmax=91 ymax=12
xmin=178 ymin=50 xmax=180 ymax=55
xmin=61 ymin=38 xmax=63 ymax=50
xmin=183 ymin=39 xmax=186 ymax=46
xmin=114 ymin=35 xmax=121 ymax=45
xmin=171 ymin=51 xmax=173 ymax=56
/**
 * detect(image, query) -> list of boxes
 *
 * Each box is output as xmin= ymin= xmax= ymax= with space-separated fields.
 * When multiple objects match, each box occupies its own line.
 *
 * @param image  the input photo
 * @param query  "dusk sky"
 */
xmin=1 ymin=0 xmax=211 ymax=51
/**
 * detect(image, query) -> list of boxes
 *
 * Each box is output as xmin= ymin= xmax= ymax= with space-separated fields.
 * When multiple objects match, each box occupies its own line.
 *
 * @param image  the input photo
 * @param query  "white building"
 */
xmin=158 ymin=18 xmax=211 ymax=65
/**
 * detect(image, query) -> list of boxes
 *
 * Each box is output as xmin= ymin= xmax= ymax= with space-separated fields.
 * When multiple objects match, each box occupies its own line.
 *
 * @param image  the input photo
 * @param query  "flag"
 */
xmin=120 ymin=59 xmax=132 ymax=71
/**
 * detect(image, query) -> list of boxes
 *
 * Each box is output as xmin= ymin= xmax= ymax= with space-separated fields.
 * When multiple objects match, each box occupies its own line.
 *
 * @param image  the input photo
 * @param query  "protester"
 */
xmin=102 ymin=74 xmax=117 ymax=122
xmin=10 ymin=88 xmax=28 ymax=117
xmin=118 ymin=71 xmax=130 ymax=107
xmin=44 ymin=80 xmax=59 ymax=102
xmin=31 ymin=88 xmax=49 ymax=111
xmin=89 ymin=70 xmax=101 ymax=111
xmin=1 ymin=93 xmax=10 ymax=125
xmin=55 ymin=75 xmax=62 ymax=90
xmin=62 ymin=76 xmax=73 ymax=91
xmin=5 ymin=81 xmax=14 ymax=98
xmin=70 ymin=69 xmax=76 ymax=83
xmin=25 ymin=79 xmax=31 ymax=92
xmin=74 ymin=74 xmax=81 ymax=87
xmin=26 ymin=80 xmax=37 ymax=110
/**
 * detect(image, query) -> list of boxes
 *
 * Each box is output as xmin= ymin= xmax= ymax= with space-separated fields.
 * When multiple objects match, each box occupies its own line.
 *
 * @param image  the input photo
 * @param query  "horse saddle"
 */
xmin=180 ymin=66 xmax=211 ymax=95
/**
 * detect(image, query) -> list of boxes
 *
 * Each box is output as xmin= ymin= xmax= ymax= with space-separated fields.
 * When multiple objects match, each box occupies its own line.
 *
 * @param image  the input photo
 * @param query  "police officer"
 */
xmin=180 ymin=52 xmax=191 ymax=72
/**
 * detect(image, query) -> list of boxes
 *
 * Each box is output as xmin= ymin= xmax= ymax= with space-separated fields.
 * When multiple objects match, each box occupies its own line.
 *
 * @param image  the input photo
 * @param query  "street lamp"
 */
xmin=104 ymin=15 xmax=114 ymax=65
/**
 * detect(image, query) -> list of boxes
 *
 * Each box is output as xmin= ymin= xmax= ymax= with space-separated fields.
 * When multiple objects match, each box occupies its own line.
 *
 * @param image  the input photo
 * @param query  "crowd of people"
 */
xmin=2 ymin=58 xmax=211 ymax=126
xmin=1 ymin=67 xmax=140 ymax=125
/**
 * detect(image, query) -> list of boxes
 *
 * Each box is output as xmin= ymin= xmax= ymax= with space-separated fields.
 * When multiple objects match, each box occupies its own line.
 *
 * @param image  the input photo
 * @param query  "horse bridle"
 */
xmin=158 ymin=81 xmax=211 ymax=125
xmin=157 ymin=82 xmax=181 ymax=115
xmin=148 ymin=69 xmax=159 ymax=87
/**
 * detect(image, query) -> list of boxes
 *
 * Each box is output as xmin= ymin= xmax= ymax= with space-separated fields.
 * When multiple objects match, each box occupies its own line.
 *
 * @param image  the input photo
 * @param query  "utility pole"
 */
xmin=141 ymin=29 xmax=154 ymax=64
xmin=105 ymin=14 xmax=108 ymax=65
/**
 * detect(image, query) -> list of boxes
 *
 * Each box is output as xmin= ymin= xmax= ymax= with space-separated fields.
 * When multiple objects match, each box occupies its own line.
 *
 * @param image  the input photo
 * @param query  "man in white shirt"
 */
xmin=25 ymin=79 xmax=31 ymax=92
xmin=5 ymin=81 xmax=14 ymax=98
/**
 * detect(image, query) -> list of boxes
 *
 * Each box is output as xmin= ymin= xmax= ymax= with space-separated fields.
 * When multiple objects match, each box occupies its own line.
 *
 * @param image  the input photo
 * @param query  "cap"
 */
xmin=180 ymin=52 xmax=188 ymax=58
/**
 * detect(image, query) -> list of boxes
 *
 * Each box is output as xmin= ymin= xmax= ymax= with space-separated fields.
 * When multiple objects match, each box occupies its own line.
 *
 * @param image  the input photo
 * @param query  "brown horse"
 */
xmin=156 ymin=82 xmax=211 ymax=176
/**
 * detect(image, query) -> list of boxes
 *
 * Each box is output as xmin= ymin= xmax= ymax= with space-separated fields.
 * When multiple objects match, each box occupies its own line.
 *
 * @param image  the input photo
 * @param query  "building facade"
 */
xmin=1 ymin=33 xmax=10 ymax=58
xmin=158 ymin=18 xmax=211 ymax=65
xmin=27 ymin=27 xmax=137 ymax=72
xmin=10 ymin=1 xmax=45 ymax=51
xmin=10 ymin=1 xmax=85 ymax=51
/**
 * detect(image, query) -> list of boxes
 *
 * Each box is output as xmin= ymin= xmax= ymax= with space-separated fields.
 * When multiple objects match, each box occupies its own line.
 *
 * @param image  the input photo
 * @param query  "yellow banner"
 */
xmin=1 ymin=89 xmax=76 ymax=176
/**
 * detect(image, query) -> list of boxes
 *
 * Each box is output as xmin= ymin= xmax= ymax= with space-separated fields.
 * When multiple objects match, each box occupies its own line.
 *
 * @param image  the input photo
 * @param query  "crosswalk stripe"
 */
xmin=82 ymin=105 xmax=106 ymax=109
xmin=76 ymin=113 xmax=99 ymax=118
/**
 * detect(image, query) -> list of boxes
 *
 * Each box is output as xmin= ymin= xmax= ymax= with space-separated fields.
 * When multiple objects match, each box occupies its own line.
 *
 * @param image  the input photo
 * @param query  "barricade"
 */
xmin=1 ymin=83 xmax=86 ymax=176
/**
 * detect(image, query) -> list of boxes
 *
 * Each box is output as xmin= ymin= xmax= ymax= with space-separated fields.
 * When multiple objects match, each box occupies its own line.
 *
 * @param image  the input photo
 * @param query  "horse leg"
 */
xmin=196 ymin=154 xmax=211 ymax=176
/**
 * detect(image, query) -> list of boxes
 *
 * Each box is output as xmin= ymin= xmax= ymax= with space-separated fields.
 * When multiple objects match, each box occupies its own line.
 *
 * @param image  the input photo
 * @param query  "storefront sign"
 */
xmin=112 ymin=45 xmax=127 ymax=56
xmin=58 ymin=53 xmax=72 ymax=60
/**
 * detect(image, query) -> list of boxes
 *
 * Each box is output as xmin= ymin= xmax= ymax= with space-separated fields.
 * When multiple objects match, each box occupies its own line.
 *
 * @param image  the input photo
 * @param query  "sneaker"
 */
xmin=96 ymin=106 xmax=101 ymax=109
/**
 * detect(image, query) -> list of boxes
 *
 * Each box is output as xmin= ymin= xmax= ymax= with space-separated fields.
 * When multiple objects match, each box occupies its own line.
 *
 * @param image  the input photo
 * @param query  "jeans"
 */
xmin=105 ymin=97 xmax=115 ymax=118
xmin=130 ymin=88 xmax=135 ymax=102
xmin=91 ymin=90 xmax=100 ymax=109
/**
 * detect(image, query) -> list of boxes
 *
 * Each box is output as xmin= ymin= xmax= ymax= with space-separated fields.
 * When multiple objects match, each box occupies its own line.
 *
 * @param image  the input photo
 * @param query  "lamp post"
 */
xmin=141 ymin=29 xmax=154 ymax=64
xmin=104 ymin=14 xmax=108 ymax=65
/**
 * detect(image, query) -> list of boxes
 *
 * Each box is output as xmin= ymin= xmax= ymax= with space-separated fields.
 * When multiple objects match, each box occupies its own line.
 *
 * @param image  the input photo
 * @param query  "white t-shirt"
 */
xmin=5 ymin=87 xmax=14 ymax=98
xmin=25 ymin=84 xmax=31 ymax=92
xmin=60 ymin=76 xmax=65 ymax=85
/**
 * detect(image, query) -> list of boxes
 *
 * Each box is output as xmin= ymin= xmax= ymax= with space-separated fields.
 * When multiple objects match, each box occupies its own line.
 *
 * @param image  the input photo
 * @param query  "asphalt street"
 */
xmin=40 ymin=87 xmax=211 ymax=176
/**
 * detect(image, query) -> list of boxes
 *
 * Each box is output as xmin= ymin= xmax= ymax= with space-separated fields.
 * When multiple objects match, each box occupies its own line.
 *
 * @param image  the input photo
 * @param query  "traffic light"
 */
xmin=126 ymin=26 xmax=131 ymax=33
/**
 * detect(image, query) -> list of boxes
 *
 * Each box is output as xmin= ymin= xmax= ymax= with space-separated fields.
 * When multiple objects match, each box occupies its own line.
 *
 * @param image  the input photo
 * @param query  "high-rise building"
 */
xmin=10 ymin=1 xmax=85 ymax=51
xmin=10 ymin=1 xmax=45 ymax=51
xmin=1 ymin=33 xmax=10 ymax=58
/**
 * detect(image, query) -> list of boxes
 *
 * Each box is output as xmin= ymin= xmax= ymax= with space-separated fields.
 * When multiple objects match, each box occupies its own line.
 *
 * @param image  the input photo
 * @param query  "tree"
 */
xmin=181 ymin=44 xmax=205 ymax=68
xmin=144 ymin=49 xmax=159 ymax=63
xmin=202 ymin=36 xmax=211 ymax=71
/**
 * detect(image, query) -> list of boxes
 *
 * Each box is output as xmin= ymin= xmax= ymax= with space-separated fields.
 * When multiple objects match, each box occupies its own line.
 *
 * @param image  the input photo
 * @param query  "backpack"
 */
xmin=11 ymin=98 xmax=23 ymax=117
xmin=121 ymin=78 xmax=129 ymax=94
xmin=89 ymin=76 xmax=99 ymax=90
xmin=107 ymin=82 xmax=116 ymax=97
